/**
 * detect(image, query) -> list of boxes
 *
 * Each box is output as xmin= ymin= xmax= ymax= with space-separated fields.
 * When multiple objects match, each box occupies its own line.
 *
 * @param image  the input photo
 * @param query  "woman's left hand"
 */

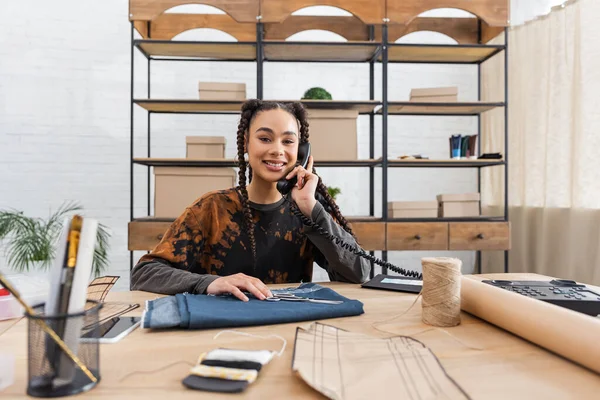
xmin=287 ymin=155 xmax=317 ymax=217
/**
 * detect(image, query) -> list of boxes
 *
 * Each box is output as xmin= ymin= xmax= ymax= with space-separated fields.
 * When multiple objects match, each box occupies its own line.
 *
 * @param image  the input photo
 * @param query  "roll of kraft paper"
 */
xmin=460 ymin=277 xmax=600 ymax=374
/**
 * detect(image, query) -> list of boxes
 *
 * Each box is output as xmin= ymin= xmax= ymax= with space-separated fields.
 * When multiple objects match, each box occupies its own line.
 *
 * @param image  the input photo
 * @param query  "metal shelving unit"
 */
xmin=128 ymin=5 xmax=509 ymax=275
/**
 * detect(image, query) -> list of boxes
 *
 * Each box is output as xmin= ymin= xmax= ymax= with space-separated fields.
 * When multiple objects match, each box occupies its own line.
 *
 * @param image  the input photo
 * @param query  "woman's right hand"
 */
xmin=206 ymin=273 xmax=273 ymax=302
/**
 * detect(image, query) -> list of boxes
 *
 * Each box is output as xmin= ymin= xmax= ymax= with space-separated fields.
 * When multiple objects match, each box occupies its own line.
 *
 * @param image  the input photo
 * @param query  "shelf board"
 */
xmin=134 ymin=99 xmax=381 ymax=114
xmin=387 ymin=216 xmax=506 ymax=223
xmin=134 ymin=158 xmax=504 ymax=168
xmin=134 ymin=99 xmax=243 ymax=113
xmin=134 ymin=40 xmax=504 ymax=64
xmin=134 ymin=39 xmax=257 ymax=60
xmin=131 ymin=216 xmax=379 ymax=224
xmin=386 ymin=159 xmax=505 ymax=168
xmin=384 ymin=101 xmax=505 ymax=115
xmin=384 ymin=43 xmax=505 ymax=64
xmin=263 ymin=40 xmax=381 ymax=62
xmin=133 ymin=158 xmax=379 ymax=168
xmin=131 ymin=216 xmax=505 ymax=224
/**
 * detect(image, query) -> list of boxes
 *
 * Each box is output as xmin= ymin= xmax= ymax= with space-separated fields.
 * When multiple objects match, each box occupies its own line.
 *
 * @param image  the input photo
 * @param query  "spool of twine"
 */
xmin=421 ymin=257 xmax=462 ymax=327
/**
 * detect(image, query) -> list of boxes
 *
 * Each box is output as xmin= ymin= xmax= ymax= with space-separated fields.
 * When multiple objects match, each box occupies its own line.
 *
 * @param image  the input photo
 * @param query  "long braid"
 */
xmin=236 ymin=100 xmax=259 ymax=264
xmin=290 ymin=103 xmax=356 ymax=238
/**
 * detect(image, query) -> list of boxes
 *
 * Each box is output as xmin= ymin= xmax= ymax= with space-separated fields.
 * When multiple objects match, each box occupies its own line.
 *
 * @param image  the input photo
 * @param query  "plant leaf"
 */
xmin=0 ymin=209 xmax=35 ymax=239
xmin=46 ymin=201 xmax=83 ymax=239
xmin=92 ymin=223 xmax=111 ymax=277
xmin=6 ymin=224 xmax=53 ymax=272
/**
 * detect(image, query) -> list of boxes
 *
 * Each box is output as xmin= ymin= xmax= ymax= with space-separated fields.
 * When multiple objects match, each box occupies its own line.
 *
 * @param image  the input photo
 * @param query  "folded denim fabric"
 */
xmin=141 ymin=295 xmax=181 ymax=329
xmin=142 ymin=283 xmax=364 ymax=330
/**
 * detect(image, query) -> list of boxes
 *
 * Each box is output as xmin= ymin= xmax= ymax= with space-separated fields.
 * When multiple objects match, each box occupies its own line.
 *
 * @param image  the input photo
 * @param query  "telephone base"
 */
xmin=483 ymin=279 xmax=600 ymax=317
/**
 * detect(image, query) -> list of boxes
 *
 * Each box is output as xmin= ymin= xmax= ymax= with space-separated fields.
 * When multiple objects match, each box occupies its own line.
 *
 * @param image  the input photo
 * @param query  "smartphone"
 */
xmin=81 ymin=316 xmax=141 ymax=344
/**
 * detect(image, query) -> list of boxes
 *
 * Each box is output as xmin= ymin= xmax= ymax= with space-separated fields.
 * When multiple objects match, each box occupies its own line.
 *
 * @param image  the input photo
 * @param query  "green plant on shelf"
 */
xmin=301 ymin=87 xmax=332 ymax=100
xmin=0 ymin=201 xmax=110 ymax=277
xmin=327 ymin=186 xmax=341 ymax=200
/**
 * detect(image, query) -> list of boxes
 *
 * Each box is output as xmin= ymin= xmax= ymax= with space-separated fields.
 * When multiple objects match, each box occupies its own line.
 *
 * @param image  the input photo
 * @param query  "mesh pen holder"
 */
xmin=26 ymin=300 xmax=103 ymax=398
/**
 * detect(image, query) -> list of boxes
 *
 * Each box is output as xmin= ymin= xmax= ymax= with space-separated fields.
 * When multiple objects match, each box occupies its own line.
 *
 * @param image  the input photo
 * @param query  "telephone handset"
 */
xmin=277 ymin=142 xmax=421 ymax=279
xmin=276 ymin=142 xmax=311 ymax=196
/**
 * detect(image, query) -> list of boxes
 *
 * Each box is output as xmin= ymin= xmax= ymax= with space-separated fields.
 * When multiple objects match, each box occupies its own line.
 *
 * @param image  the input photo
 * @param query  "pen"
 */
xmin=51 ymin=215 xmax=83 ymax=378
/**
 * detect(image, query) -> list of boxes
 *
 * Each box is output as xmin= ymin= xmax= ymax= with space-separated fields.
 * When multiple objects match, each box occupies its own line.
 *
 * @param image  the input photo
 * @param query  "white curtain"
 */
xmin=510 ymin=0 xmax=570 ymax=26
xmin=481 ymin=0 xmax=600 ymax=285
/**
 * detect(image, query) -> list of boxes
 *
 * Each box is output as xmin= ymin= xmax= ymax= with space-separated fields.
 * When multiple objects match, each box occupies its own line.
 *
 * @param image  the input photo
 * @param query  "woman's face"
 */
xmin=246 ymin=108 xmax=299 ymax=183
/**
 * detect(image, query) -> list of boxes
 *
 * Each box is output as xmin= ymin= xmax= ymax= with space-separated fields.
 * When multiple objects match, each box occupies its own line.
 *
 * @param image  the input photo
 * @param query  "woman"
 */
xmin=130 ymin=99 xmax=370 ymax=301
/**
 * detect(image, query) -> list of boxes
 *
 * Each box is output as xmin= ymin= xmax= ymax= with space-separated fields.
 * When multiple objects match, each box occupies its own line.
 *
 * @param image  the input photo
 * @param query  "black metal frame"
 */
xmin=129 ymin=20 xmax=510 ymax=274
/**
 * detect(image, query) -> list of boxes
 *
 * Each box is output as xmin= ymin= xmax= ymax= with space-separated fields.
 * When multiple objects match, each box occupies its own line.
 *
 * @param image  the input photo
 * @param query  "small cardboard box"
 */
xmin=437 ymin=193 xmax=480 ymax=217
xmin=198 ymin=82 xmax=246 ymax=100
xmin=410 ymin=86 xmax=458 ymax=102
xmin=307 ymin=109 xmax=358 ymax=160
xmin=154 ymin=167 xmax=237 ymax=218
xmin=388 ymin=201 xmax=438 ymax=218
xmin=186 ymin=136 xmax=226 ymax=159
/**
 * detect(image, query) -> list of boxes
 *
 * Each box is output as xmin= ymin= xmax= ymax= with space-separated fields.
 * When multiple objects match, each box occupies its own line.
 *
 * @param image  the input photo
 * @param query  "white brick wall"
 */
xmin=0 ymin=2 xmax=486 ymax=290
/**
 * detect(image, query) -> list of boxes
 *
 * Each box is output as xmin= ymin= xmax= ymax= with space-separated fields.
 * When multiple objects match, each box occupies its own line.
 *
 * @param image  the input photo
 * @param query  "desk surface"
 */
xmin=1 ymin=273 xmax=600 ymax=399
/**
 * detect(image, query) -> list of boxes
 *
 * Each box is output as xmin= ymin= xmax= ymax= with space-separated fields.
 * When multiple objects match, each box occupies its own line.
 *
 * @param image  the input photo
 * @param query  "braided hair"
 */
xmin=236 ymin=99 xmax=355 ymax=265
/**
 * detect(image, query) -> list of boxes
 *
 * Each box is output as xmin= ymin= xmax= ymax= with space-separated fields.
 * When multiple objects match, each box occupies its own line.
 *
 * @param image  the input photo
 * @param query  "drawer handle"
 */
xmin=157 ymin=234 xmax=164 ymax=240
xmin=414 ymin=234 xmax=422 ymax=240
xmin=476 ymin=233 xmax=485 ymax=240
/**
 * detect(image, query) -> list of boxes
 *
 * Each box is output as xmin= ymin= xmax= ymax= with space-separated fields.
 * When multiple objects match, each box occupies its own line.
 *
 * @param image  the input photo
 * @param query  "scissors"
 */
xmin=266 ymin=293 xmax=343 ymax=305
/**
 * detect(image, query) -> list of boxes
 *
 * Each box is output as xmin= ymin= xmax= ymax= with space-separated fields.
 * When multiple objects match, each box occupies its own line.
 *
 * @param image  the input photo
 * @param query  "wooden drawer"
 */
xmin=351 ymin=222 xmax=386 ymax=251
xmin=128 ymin=219 xmax=387 ymax=252
xmin=387 ymin=223 xmax=448 ymax=250
xmin=128 ymin=219 xmax=172 ymax=251
xmin=449 ymin=222 xmax=511 ymax=250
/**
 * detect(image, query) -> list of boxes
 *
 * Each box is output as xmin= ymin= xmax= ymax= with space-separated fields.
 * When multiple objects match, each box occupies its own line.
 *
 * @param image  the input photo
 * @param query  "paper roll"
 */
xmin=461 ymin=277 xmax=600 ymax=374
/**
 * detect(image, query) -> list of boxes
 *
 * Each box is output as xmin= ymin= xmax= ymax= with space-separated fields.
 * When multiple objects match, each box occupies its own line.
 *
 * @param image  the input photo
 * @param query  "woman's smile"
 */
xmin=263 ymin=160 xmax=287 ymax=172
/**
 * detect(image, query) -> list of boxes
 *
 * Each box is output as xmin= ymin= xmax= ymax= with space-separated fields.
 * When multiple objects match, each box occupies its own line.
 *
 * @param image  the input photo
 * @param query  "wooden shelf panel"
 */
xmin=128 ymin=218 xmax=509 ymax=251
xmin=384 ymin=44 xmax=504 ymax=64
xmin=387 ymin=217 xmax=506 ymax=223
xmin=134 ymin=41 xmax=504 ymax=64
xmin=135 ymin=40 xmax=257 ymax=60
xmin=387 ymin=159 xmax=505 ymax=168
xmin=384 ymin=101 xmax=505 ymax=115
xmin=134 ymin=100 xmax=242 ymax=113
xmin=129 ymin=218 xmax=385 ymax=251
xmin=133 ymin=158 xmax=504 ymax=168
xmin=133 ymin=158 xmax=379 ymax=168
xmin=134 ymin=99 xmax=381 ymax=114
xmin=263 ymin=40 xmax=380 ymax=62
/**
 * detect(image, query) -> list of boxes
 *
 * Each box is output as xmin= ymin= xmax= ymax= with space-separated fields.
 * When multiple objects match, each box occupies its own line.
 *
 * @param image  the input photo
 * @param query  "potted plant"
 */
xmin=301 ymin=87 xmax=333 ymax=100
xmin=327 ymin=186 xmax=341 ymax=200
xmin=0 ymin=202 xmax=110 ymax=277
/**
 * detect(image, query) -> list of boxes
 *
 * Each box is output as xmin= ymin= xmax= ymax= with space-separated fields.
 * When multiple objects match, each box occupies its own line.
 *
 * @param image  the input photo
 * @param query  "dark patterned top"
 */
xmin=131 ymin=188 xmax=370 ymax=295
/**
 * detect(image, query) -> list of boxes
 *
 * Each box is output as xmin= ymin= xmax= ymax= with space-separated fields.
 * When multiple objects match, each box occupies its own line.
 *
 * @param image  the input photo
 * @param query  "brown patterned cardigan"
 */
xmin=130 ymin=188 xmax=370 ymax=295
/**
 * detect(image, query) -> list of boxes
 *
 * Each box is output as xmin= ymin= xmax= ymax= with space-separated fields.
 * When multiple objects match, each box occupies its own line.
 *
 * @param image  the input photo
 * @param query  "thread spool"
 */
xmin=421 ymin=257 xmax=462 ymax=327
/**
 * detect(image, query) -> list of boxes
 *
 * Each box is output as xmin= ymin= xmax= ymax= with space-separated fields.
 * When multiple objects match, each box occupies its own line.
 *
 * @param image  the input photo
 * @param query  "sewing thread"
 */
xmin=421 ymin=257 xmax=462 ymax=327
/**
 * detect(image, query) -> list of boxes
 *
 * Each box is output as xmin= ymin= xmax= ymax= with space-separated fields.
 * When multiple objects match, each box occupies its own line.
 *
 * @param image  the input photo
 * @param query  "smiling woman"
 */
xmin=130 ymin=100 xmax=370 ymax=301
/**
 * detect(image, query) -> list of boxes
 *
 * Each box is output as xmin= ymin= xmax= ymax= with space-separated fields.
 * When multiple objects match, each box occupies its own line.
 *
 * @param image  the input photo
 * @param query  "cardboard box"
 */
xmin=307 ymin=109 xmax=358 ymax=160
xmin=198 ymin=82 xmax=246 ymax=100
xmin=186 ymin=136 xmax=226 ymax=159
xmin=388 ymin=200 xmax=438 ymax=218
xmin=154 ymin=167 xmax=237 ymax=218
xmin=410 ymin=86 xmax=458 ymax=102
xmin=437 ymin=193 xmax=480 ymax=217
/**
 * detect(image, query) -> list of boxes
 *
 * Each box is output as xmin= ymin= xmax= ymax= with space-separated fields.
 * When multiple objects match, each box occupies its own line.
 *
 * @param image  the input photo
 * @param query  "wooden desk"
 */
xmin=1 ymin=273 xmax=600 ymax=398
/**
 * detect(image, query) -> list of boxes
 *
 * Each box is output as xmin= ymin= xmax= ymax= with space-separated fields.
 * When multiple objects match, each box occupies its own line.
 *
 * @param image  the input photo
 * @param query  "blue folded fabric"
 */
xmin=142 ymin=283 xmax=364 ymax=330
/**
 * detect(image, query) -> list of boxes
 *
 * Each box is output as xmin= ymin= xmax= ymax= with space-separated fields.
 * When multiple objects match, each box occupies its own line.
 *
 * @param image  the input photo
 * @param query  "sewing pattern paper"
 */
xmin=292 ymin=323 xmax=469 ymax=400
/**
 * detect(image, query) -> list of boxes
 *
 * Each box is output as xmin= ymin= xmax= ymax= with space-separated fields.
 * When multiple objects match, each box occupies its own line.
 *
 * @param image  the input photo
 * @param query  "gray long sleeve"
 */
xmin=131 ymin=259 xmax=219 ymax=295
xmin=303 ymin=201 xmax=371 ymax=284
